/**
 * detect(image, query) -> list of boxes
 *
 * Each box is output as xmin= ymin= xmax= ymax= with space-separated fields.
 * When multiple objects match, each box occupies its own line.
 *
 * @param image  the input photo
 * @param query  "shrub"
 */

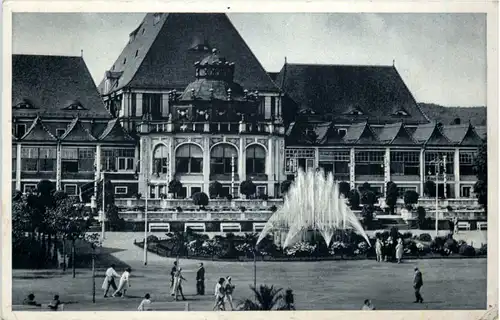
xmin=424 ymin=180 xmax=436 ymax=197
xmin=280 ymin=180 xmax=293 ymax=195
xmin=209 ymin=181 xmax=222 ymax=198
xmin=147 ymin=235 xmax=159 ymax=243
xmin=478 ymin=244 xmax=487 ymax=256
xmin=417 ymin=206 xmax=426 ymax=229
xmin=385 ymin=181 xmax=399 ymax=214
xmin=459 ymin=244 xmax=476 ymax=257
xmin=240 ymin=179 xmax=257 ymax=199
xmin=226 ymin=194 xmax=233 ymax=201
xmin=402 ymin=232 xmax=413 ymax=239
xmin=260 ymin=194 xmax=269 ymax=201
xmin=403 ymin=190 xmax=419 ymax=209
xmin=361 ymin=205 xmax=374 ymax=230
xmin=168 ymin=179 xmax=183 ymax=197
xmin=240 ymin=206 xmax=246 ymax=212
xmin=176 ymin=206 xmax=183 ymax=213
xmin=286 ymin=242 xmax=317 ymax=257
xmin=419 ymin=233 xmax=432 ymax=242
xmin=348 ymin=190 xmax=360 ymax=209
xmin=270 ymin=205 xmax=278 ymax=213
xmin=192 ymin=192 xmax=209 ymax=209
xmin=361 ymin=190 xmax=377 ymax=206
xmin=444 ymin=238 xmax=458 ymax=253
xmin=338 ymin=182 xmax=350 ymax=198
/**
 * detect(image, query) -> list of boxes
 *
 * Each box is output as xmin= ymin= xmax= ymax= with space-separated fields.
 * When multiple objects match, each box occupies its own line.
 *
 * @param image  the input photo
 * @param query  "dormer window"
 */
xmin=349 ymin=110 xmax=363 ymax=116
xmin=338 ymin=128 xmax=347 ymax=138
xmin=14 ymin=99 xmax=35 ymax=109
xmin=343 ymin=106 xmax=364 ymax=116
xmin=153 ymin=13 xmax=162 ymax=25
xmin=56 ymin=128 xmax=66 ymax=137
xmin=64 ymin=101 xmax=86 ymax=110
xmin=393 ymin=110 xmax=409 ymax=116
xmin=123 ymin=57 xmax=127 ymax=64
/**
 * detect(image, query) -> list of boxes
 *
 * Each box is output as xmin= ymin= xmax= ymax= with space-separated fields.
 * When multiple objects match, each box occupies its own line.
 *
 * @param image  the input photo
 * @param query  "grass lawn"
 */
xmin=12 ymin=257 xmax=486 ymax=311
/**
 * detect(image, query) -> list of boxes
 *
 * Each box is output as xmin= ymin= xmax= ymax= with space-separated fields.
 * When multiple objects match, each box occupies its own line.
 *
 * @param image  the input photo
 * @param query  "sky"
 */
xmin=12 ymin=13 xmax=486 ymax=107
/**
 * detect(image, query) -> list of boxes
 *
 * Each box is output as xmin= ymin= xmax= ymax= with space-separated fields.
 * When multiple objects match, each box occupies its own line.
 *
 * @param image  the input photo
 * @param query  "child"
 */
xmin=113 ymin=267 xmax=131 ymax=298
xmin=48 ymin=295 xmax=61 ymax=310
xmin=23 ymin=293 xmax=41 ymax=307
xmin=138 ymin=293 xmax=152 ymax=311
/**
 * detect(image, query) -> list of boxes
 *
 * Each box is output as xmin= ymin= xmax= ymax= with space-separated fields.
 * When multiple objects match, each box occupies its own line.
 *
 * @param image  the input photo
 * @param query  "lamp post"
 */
xmin=429 ymin=155 xmax=447 ymax=237
xmin=231 ymin=155 xmax=235 ymax=197
xmin=101 ymin=171 xmax=106 ymax=241
xmin=144 ymin=179 xmax=149 ymax=266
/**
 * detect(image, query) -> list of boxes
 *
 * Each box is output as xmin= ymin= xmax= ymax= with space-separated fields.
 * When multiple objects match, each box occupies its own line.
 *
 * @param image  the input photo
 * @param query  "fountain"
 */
xmin=256 ymin=169 xmax=371 ymax=248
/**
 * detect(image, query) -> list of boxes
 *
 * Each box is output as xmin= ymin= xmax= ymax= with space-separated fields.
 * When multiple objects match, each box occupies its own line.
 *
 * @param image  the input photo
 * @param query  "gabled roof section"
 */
xmin=475 ymin=126 xmax=487 ymax=140
xmin=21 ymin=116 xmax=58 ymax=141
xmin=12 ymin=55 xmax=111 ymax=119
xmin=377 ymin=122 xmax=417 ymax=145
xmin=98 ymin=118 xmax=135 ymax=141
xmin=413 ymin=122 xmax=450 ymax=145
xmin=441 ymin=123 xmax=484 ymax=146
xmin=275 ymin=63 xmax=429 ymax=125
xmin=99 ymin=13 xmax=279 ymax=94
xmin=343 ymin=122 xmax=379 ymax=144
xmin=60 ymin=117 xmax=97 ymax=141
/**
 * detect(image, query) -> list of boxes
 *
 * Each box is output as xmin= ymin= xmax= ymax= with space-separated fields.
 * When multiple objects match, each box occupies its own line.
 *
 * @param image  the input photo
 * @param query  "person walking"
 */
xmin=375 ymin=238 xmax=383 ymax=262
xmin=453 ymin=216 xmax=459 ymax=235
xmin=102 ymin=264 xmax=119 ymax=298
xmin=213 ymin=278 xmax=226 ymax=311
xmin=395 ymin=238 xmax=404 ymax=264
xmin=137 ymin=293 xmax=152 ymax=311
xmin=413 ymin=267 xmax=424 ymax=303
xmin=113 ymin=267 xmax=131 ymax=298
xmin=196 ymin=263 xmax=205 ymax=295
xmin=361 ymin=299 xmax=375 ymax=310
xmin=283 ymin=289 xmax=296 ymax=310
xmin=173 ymin=268 xmax=187 ymax=301
xmin=170 ymin=261 xmax=178 ymax=296
xmin=224 ymin=276 xmax=235 ymax=310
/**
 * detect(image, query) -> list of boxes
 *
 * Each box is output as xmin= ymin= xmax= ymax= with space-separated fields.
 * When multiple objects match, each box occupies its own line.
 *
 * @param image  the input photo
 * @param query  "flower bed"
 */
xmin=133 ymin=230 xmax=486 ymax=262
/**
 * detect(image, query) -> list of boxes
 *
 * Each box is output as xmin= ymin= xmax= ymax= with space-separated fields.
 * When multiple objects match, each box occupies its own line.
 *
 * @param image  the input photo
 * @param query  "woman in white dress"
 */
xmin=173 ymin=268 xmax=187 ymax=301
xmin=113 ymin=267 xmax=131 ymax=297
xmin=375 ymin=238 xmax=383 ymax=262
xmin=395 ymin=238 xmax=404 ymax=263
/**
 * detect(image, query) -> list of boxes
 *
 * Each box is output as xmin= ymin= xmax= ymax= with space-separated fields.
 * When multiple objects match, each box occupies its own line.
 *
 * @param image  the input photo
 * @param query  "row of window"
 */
xmin=148 ymin=184 xmax=268 ymax=199
xmin=22 ymin=183 xmax=129 ymax=196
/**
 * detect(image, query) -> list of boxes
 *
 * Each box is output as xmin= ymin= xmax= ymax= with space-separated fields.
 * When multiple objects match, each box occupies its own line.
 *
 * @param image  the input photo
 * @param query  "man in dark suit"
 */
xmin=413 ymin=267 xmax=424 ymax=303
xmin=196 ymin=263 xmax=205 ymax=295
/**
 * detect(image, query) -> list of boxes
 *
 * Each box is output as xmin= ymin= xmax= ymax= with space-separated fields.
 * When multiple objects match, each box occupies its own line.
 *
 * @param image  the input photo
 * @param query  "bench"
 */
xmin=220 ymin=223 xmax=242 ymax=232
xmin=149 ymin=222 xmax=170 ymax=232
xmin=12 ymin=304 xmax=65 ymax=311
xmin=477 ymin=221 xmax=487 ymax=230
xmin=253 ymin=222 xmax=267 ymax=233
xmin=184 ymin=223 xmax=206 ymax=232
xmin=457 ymin=221 xmax=471 ymax=231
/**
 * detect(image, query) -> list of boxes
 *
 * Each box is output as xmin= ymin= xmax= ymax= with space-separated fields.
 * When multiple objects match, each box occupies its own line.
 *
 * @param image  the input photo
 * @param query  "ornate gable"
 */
xmin=21 ymin=116 xmax=57 ymax=141
xmin=60 ymin=117 xmax=97 ymax=142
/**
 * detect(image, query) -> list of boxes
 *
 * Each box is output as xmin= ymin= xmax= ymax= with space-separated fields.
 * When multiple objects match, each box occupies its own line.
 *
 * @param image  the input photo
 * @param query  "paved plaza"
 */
xmin=12 ymin=232 xmax=487 ymax=311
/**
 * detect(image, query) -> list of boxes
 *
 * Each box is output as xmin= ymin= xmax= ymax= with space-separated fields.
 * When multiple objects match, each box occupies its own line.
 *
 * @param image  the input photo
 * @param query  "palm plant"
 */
xmin=237 ymin=285 xmax=285 ymax=310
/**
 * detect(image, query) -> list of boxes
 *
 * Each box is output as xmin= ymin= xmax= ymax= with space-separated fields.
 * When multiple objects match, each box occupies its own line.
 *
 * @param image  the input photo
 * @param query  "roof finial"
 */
xmin=81 ymin=49 xmax=84 ymax=58
xmin=285 ymin=56 xmax=287 ymax=65
xmin=392 ymin=59 xmax=395 ymax=67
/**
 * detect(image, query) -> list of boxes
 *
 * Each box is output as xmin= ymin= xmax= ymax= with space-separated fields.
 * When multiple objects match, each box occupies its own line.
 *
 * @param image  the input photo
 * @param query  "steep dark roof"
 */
xmin=60 ymin=117 xmax=97 ymax=141
xmin=99 ymin=13 xmax=279 ymax=94
xmin=12 ymin=54 xmax=111 ymax=119
xmin=99 ymin=118 xmax=135 ymax=141
xmin=21 ymin=116 xmax=57 ymax=141
xmin=418 ymin=103 xmax=486 ymax=126
xmin=275 ymin=63 xmax=429 ymax=125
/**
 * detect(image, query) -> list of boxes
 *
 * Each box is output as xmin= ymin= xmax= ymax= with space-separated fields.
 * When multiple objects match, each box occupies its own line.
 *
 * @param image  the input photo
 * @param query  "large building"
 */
xmin=12 ymin=13 xmax=486 ymax=232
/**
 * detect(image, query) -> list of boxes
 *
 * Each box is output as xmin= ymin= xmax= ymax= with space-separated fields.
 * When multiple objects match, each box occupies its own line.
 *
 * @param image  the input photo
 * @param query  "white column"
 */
xmin=267 ymin=138 xmax=274 ymax=197
xmin=384 ymin=148 xmax=391 ymax=195
xmin=419 ymin=149 xmax=425 ymax=195
xmin=349 ymin=147 xmax=355 ymax=189
xmin=454 ymin=148 xmax=460 ymax=198
xmin=16 ymin=144 xmax=21 ymax=191
xmin=168 ymin=138 xmax=175 ymax=183
xmin=203 ymin=137 xmax=210 ymax=194
xmin=95 ymin=144 xmax=101 ymax=200
xmin=264 ymin=96 xmax=271 ymax=119
xmin=136 ymin=93 xmax=143 ymax=117
xmin=138 ymin=137 xmax=148 ymax=196
xmin=162 ymin=94 xmax=170 ymax=118
xmin=121 ymin=93 xmax=128 ymax=118
xmin=56 ymin=143 xmax=62 ymax=191
xmin=239 ymin=138 xmax=245 ymax=182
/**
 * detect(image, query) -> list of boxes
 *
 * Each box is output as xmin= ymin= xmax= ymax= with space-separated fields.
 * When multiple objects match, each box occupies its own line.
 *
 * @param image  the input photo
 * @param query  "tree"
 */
xmin=12 ymin=189 xmax=22 ymax=201
xmin=107 ymin=204 xmax=125 ymax=231
xmin=403 ymin=190 xmax=419 ymax=209
xmin=96 ymin=180 xmax=115 ymax=207
xmin=209 ymin=181 xmax=222 ymax=198
xmin=280 ymin=180 xmax=293 ymax=195
xmin=417 ymin=206 xmax=427 ymax=229
xmin=238 ymin=285 xmax=285 ymax=310
xmin=385 ymin=181 xmax=398 ymax=215
xmin=192 ymin=192 xmax=209 ymax=209
xmin=361 ymin=205 xmax=374 ymax=230
xmin=168 ymin=179 xmax=183 ymax=199
xmin=240 ymin=179 xmax=257 ymax=199
xmin=84 ymin=233 xmax=102 ymax=304
xmin=347 ymin=189 xmax=360 ymax=209
xmin=338 ymin=182 xmax=350 ymax=198
xmin=424 ymin=180 xmax=436 ymax=197
xmin=474 ymin=140 xmax=487 ymax=211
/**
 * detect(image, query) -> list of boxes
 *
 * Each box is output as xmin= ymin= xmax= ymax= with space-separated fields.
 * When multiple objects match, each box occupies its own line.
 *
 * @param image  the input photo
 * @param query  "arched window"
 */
xmin=153 ymin=145 xmax=169 ymax=174
xmin=176 ymin=144 xmax=203 ymax=173
xmin=246 ymin=145 xmax=266 ymax=174
xmin=211 ymin=144 xmax=238 ymax=174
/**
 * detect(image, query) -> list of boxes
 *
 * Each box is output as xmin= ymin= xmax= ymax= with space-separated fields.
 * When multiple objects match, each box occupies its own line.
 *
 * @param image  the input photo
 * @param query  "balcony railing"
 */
xmin=142 ymin=121 xmax=278 ymax=134
xmin=115 ymin=198 xmax=284 ymax=210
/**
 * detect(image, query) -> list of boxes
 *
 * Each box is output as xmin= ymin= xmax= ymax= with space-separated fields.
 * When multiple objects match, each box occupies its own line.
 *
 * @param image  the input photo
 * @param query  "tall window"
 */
xmin=143 ymin=93 xmax=162 ymax=119
xmin=270 ymin=97 xmax=276 ymax=119
xmin=390 ymin=151 xmax=420 ymax=176
xmin=318 ymin=150 xmax=350 ymax=176
xmin=176 ymin=144 xmax=203 ymax=173
xmin=12 ymin=146 xmax=17 ymax=173
xmin=21 ymin=146 xmax=56 ymax=172
xmin=61 ymin=148 xmax=79 ymax=172
xmin=459 ymin=152 xmax=476 ymax=176
xmin=101 ymin=148 xmax=134 ymax=171
xmin=246 ymin=145 xmax=266 ymax=174
xmin=131 ymin=93 xmax=137 ymax=117
xmin=153 ymin=145 xmax=169 ymax=174
xmin=355 ymin=151 xmax=384 ymax=175
xmin=211 ymin=144 xmax=238 ymax=174
xmin=425 ymin=151 xmax=454 ymax=175
xmin=78 ymin=148 xmax=95 ymax=171
xmin=285 ymin=148 xmax=315 ymax=173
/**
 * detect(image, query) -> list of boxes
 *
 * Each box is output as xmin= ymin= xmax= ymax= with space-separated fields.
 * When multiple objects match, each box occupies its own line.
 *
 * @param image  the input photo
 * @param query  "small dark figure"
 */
xmin=362 ymin=299 xmax=375 ymax=310
xmin=48 ymin=295 xmax=61 ymax=311
xmin=284 ymin=289 xmax=295 ymax=310
xmin=196 ymin=263 xmax=205 ymax=295
xmin=449 ymin=218 xmax=455 ymax=235
xmin=413 ymin=267 xmax=424 ymax=303
xmin=23 ymin=293 xmax=41 ymax=307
